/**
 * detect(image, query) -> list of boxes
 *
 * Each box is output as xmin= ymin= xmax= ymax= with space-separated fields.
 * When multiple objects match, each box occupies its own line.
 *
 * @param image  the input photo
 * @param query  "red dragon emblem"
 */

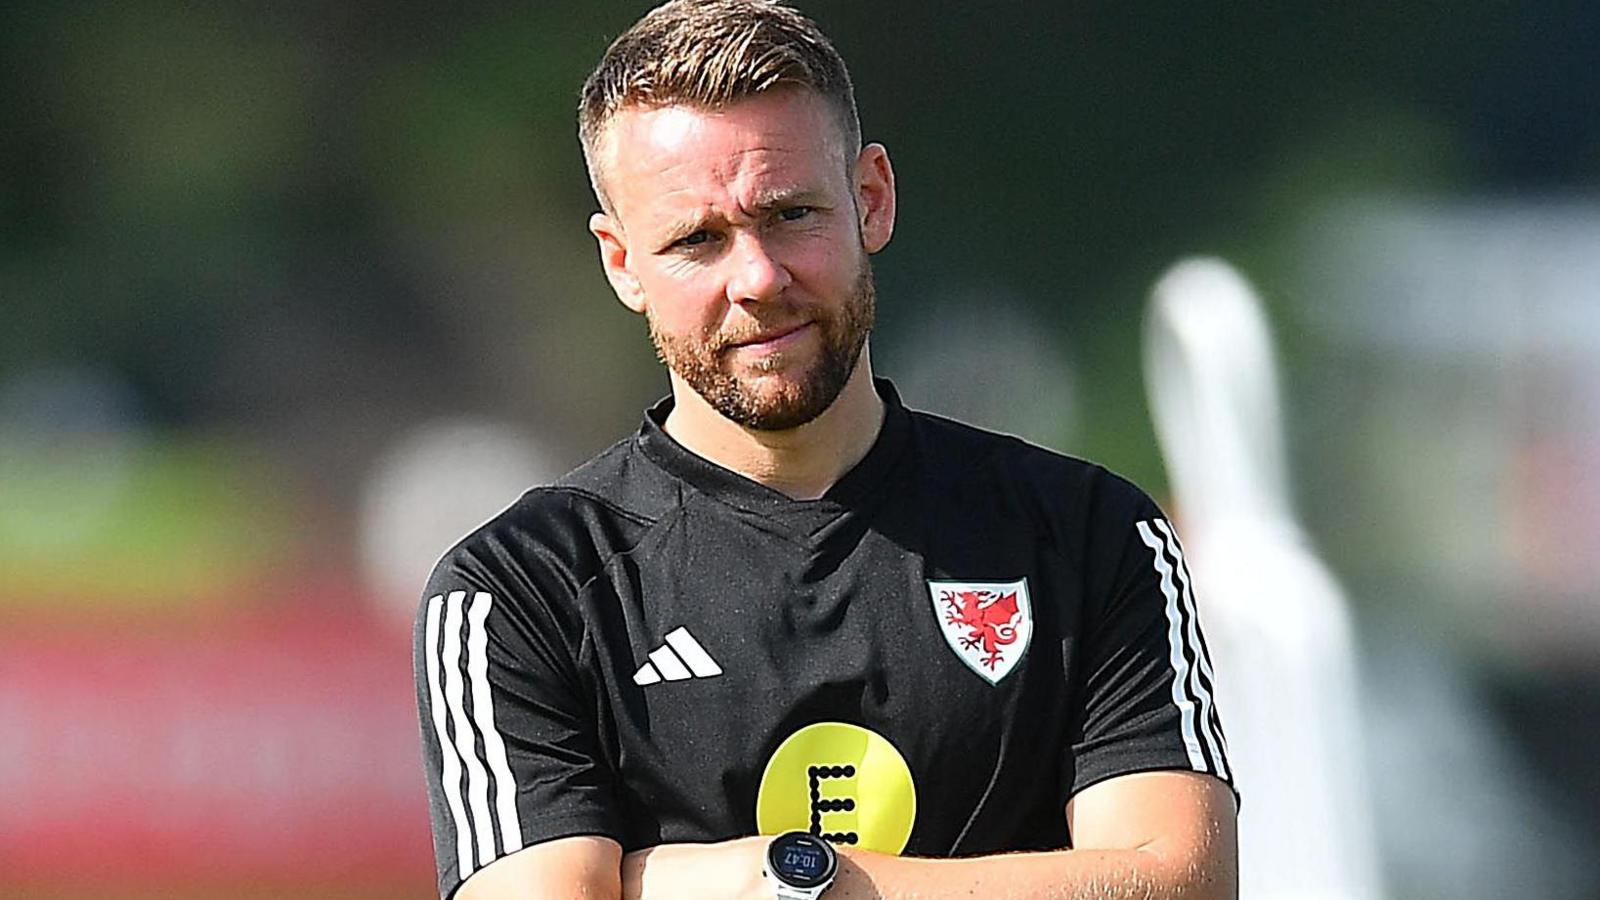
xmin=940 ymin=589 xmax=1022 ymax=670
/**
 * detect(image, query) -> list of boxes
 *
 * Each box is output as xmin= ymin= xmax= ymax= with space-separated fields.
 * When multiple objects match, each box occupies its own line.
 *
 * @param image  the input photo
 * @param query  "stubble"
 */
xmin=647 ymin=257 xmax=876 ymax=431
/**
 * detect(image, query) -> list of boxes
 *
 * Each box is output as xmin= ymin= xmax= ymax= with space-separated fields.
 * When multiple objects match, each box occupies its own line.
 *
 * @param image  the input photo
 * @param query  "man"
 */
xmin=415 ymin=1 xmax=1238 ymax=898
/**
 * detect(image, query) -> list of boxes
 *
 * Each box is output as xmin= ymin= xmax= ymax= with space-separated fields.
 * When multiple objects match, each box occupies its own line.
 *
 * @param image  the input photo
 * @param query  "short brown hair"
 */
xmin=578 ymin=0 xmax=861 ymax=208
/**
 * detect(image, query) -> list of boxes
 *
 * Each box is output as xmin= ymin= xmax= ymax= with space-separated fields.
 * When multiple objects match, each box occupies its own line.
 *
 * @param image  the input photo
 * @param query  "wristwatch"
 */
xmin=763 ymin=831 xmax=838 ymax=899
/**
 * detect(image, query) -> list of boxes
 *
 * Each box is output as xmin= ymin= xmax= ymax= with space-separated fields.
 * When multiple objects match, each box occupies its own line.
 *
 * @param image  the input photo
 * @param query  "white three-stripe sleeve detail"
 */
xmin=442 ymin=590 xmax=496 ymax=868
xmin=664 ymin=627 xmax=722 ymax=677
xmin=1152 ymin=520 xmax=1230 ymax=780
xmin=1154 ymin=520 xmax=1229 ymax=764
xmin=425 ymin=594 xmax=476 ymax=882
xmin=1136 ymin=521 xmax=1208 ymax=772
xmin=466 ymin=591 xmax=524 ymax=855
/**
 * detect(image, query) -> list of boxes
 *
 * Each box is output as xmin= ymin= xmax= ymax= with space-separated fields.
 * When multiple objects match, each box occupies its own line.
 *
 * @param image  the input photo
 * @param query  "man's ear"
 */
xmin=854 ymin=142 xmax=897 ymax=255
xmin=589 ymin=211 xmax=647 ymax=314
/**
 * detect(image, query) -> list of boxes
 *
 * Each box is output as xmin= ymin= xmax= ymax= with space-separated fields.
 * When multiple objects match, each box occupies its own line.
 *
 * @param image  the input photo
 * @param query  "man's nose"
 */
xmin=724 ymin=232 xmax=792 ymax=304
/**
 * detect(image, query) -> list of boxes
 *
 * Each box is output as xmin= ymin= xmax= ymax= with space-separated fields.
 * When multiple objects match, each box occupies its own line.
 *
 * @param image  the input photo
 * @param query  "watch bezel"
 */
xmin=765 ymin=831 xmax=838 ymax=890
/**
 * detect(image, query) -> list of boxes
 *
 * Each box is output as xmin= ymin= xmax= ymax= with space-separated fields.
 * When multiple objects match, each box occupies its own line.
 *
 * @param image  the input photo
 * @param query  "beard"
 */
xmin=647 ymin=256 xmax=876 ymax=432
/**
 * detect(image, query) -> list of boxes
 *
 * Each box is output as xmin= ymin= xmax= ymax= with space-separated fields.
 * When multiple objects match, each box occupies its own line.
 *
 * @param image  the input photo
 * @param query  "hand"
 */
xmin=622 ymin=835 xmax=770 ymax=900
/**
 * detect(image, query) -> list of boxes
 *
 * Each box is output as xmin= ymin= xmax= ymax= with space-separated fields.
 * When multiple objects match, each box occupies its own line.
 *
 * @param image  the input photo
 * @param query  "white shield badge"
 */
xmin=926 ymin=578 xmax=1032 ymax=685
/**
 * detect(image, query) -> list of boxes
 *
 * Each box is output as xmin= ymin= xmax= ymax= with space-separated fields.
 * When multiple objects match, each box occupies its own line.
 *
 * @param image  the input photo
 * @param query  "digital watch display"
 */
xmin=763 ymin=831 xmax=838 ymax=899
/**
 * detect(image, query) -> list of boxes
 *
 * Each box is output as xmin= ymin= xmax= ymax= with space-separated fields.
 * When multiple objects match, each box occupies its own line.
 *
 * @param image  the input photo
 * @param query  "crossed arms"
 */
xmin=456 ymin=769 xmax=1237 ymax=900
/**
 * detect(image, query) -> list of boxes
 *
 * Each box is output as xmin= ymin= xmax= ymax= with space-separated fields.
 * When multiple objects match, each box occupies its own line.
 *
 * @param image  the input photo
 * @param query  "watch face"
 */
xmin=767 ymin=832 xmax=837 ymax=889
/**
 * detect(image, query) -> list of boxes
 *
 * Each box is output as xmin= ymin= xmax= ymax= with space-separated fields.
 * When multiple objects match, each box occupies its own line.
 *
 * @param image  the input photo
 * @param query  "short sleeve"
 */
xmin=414 ymin=546 xmax=622 ymax=900
xmin=1067 ymin=502 xmax=1234 ymax=800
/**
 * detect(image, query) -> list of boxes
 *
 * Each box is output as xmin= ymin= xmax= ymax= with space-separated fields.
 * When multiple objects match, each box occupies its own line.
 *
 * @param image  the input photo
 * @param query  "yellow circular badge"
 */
xmin=755 ymin=722 xmax=916 ymax=855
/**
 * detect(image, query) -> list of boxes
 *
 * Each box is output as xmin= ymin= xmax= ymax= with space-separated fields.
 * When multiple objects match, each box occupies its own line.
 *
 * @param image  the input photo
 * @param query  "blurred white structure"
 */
xmin=885 ymin=287 xmax=1077 ymax=452
xmin=1144 ymin=258 xmax=1382 ymax=900
xmin=358 ymin=417 xmax=563 ymax=625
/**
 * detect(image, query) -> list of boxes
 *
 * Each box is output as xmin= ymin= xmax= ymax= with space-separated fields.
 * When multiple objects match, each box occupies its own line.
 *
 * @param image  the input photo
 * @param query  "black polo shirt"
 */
xmin=415 ymin=380 xmax=1231 ymax=899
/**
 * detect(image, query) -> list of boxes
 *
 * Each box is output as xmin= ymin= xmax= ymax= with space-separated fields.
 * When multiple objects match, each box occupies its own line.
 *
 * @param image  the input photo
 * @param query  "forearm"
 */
xmin=622 ymin=839 xmax=1233 ymax=900
xmin=830 ymin=845 xmax=1227 ymax=900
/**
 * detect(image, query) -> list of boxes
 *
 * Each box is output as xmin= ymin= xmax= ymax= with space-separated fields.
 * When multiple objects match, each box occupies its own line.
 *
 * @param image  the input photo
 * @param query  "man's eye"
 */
xmin=778 ymin=206 xmax=813 ymax=222
xmin=676 ymin=231 xmax=711 ymax=248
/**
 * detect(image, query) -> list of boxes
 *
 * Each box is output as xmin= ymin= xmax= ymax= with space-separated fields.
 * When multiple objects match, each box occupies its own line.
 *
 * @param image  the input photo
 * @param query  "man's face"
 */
xmin=589 ymin=88 xmax=894 ymax=431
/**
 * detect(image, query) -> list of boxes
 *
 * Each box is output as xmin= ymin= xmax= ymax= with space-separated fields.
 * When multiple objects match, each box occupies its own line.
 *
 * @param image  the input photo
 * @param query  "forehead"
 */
xmin=597 ymin=90 xmax=850 ymax=226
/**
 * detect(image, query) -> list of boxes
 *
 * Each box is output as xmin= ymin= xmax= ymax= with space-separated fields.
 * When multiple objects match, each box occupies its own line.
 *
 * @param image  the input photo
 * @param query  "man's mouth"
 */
xmin=728 ymin=322 xmax=814 ymax=353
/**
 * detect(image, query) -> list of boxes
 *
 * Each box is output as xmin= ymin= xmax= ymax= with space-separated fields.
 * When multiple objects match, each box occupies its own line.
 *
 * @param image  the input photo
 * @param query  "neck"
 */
xmin=663 ymin=354 xmax=885 ymax=500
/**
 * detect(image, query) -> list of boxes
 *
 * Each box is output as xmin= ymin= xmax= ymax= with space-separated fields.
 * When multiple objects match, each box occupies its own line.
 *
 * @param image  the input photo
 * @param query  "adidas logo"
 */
xmin=633 ymin=627 xmax=722 ymax=685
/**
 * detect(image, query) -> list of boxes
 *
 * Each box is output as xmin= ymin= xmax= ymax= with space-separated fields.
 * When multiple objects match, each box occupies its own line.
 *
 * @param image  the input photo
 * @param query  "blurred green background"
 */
xmin=3 ymin=2 xmax=1598 ymax=898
